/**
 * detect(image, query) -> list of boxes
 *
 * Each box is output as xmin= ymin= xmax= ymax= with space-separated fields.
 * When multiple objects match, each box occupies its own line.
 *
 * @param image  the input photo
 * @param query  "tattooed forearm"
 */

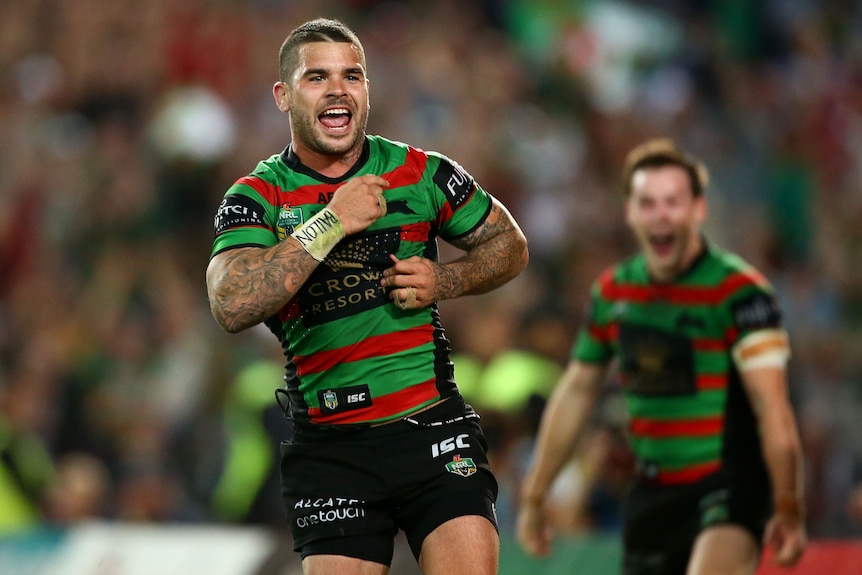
xmin=437 ymin=199 xmax=529 ymax=301
xmin=206 ymin=242 xmax=318 ymax=333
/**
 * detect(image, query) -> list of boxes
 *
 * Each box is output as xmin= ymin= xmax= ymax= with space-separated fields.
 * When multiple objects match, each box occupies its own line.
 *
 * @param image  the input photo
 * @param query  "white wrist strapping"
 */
xmin=290 ymin=207 xmax=345 ymax=262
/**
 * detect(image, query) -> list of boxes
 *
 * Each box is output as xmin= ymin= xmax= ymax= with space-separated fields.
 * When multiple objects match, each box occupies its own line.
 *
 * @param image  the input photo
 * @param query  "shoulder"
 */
xmin=703 ymin=245 xmax=783 ymax=329
xmin=595 ymin=254 xmax=642 ymax=288
xmin=368 ymin=135 xmax=470 ymax=175
xmin=705 ymin=244 xmax=774 ymax=293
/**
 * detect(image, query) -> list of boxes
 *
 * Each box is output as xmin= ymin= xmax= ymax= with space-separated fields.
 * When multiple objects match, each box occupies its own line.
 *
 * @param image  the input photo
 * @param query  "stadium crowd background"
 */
xmin=1 ymin=0 xmax=861 ymax=550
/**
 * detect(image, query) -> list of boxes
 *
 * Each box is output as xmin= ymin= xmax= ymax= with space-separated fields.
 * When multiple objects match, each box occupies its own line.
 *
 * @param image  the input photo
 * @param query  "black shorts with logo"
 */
xmin=622 ymin=469 xmax=771 ymax=575
xmin=280 ymin=397 xmax=498 ymax=565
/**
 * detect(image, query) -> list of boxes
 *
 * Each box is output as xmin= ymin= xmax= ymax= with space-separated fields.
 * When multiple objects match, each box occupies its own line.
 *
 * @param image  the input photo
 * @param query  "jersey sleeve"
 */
xmin=724 ymin=268 xmax=784 ymax=345
xmin=425 ymin=152 xmax=492 ymax=241
xmin=210 ymin=180 xmax=279 ymax=259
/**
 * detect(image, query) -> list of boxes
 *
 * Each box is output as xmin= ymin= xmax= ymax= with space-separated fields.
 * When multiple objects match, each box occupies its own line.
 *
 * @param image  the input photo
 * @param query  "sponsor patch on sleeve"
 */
xmin=432 ymin=156 xmax=475 ymax=209
xmin=731 ymin=292 xmax=782 ymax=332
xmin=214 ymin=194 xmax=266 ymax=234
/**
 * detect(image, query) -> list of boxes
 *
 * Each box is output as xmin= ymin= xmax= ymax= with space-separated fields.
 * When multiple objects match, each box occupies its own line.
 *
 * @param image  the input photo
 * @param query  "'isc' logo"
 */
xmin=431 ymin=434 xmax=469 ymax=458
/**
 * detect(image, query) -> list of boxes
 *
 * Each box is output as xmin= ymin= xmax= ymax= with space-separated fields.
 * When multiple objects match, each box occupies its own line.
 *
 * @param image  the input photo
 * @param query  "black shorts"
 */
xmin=622 ymin=470 xmax=771 ymax=575
xmin=280 ymin=397 xmax=498 ymax=565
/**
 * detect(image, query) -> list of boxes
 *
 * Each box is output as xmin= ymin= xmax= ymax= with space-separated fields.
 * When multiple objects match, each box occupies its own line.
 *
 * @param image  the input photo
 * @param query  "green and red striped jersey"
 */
xmin=573 ymin=244 xmax=784 ymax=485
xmin=211 ymin=136 xmax=491 ymax=426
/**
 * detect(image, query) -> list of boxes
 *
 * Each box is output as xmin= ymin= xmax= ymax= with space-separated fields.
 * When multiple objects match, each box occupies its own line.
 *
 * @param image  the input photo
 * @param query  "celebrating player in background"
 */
xmin=206 ymin=18 xmax=528 ymax=575
xmin=517 ymin=138 xmax=806 ymax=574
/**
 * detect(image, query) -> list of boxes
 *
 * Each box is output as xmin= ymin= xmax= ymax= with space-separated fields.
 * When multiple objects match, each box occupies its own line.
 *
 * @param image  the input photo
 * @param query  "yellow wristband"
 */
xmin=290 ymin=207 xmax=345 ymax=262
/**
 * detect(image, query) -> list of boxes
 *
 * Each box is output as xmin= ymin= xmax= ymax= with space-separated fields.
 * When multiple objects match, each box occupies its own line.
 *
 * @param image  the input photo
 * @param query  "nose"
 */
xmin=327 ymin=77 xmax=347 ymax=96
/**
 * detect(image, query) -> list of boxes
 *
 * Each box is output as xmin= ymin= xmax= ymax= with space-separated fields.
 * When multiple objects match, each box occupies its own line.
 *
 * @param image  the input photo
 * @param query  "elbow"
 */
xmin=207 ymin=283 xmax=253 ymax=334
xmin=518 ymin=235 xmax=530 ymax=273
xmin=510 ymin=232 xmax=530 ymax=279
xmin=209 ymin=299 xmax=241 ymax=334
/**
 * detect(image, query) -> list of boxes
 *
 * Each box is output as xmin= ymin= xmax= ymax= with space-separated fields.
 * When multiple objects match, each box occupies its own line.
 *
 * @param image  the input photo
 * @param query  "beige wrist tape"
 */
xmin=732 ymin=328 xmax=790 ymax=372
xmin=290 ymin=207 xmax=345 ymax=262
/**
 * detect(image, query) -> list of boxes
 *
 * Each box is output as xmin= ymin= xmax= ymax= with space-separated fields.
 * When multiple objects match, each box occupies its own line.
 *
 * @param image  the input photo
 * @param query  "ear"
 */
xmin=694 ymin=194 xmax=707 ymax=224
xmin=624 ymin=198 xmax=635 ymax=227
xmin=273 ymin=81 xmax=290 ymax=113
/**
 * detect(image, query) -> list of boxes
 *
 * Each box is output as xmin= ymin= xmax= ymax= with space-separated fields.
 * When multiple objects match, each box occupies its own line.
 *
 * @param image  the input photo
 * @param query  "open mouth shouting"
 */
xmin=319 ymin=106 xmax=352 ymax=134
xmin=648 ymin=232 xmax=675 ymax=257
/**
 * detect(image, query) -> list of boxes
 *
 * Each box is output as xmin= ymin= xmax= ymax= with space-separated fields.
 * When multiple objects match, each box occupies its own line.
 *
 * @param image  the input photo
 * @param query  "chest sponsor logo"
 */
xmin=299 ymin=228 xmax=400 ymax=326
xmin=317 ymin=384 xmax=372 ymax=415
xmin=619 ymin=323 xmax=695 ymax=396
xmin=445 ymin=455 xmax=477 ymax=477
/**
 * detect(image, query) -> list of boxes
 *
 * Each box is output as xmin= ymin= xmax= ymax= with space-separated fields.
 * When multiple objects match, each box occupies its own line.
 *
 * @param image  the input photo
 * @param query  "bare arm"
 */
xmin=740 ymin=364 xmax=807 ymax=567
xmin=206 ymin=174 xmax=390 ymax=333
xmin=206 ymin=243 xmax=316 ymax=333
xmin=380 ymin=197 xmax=528 ymax=306
xmin=516 ymin=361 xmax=607 ymax=557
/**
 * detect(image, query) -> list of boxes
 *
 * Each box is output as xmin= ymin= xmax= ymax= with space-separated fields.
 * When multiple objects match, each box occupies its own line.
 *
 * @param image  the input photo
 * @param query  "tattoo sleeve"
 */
xmin=436 ymin=198 xmax=529 ymax=301
xmin=206 ymin=239 xmax=318 ymax=333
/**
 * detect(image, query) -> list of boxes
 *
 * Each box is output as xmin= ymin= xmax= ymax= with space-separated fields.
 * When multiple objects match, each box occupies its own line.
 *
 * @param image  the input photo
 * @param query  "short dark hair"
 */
xmin=278 ymin=18 xmax=365 ymax=82
xmin=621 ymin=138 xmax=709 ymax=198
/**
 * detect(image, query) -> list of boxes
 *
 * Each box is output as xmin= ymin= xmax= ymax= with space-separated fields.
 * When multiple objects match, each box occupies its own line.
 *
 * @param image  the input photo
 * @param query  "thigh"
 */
xmin=686 ymin=525 xmax=760 ymax=575
xmin=302 ymin=554 xmax=390 ymax=575
xmin=419 ymin=515 xmax=498 ymax=575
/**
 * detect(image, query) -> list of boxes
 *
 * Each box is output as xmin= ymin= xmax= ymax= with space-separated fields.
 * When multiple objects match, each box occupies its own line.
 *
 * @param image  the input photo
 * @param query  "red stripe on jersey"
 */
xmin=698 ymin=374 xmax=727 ymax=390
xmin=436 ymin=202 xmax=455 ymax=228
xmin=401 ymin=222 xmax=432 ymax=243
xmin=236 ymin=176 xmax=281 ymax=205
xmin=280 ymin=298 xmax=300 ymax=321
xmin=694 ymin=338 xmax=725 ymax=352
xmin=295 ymin=324 xmax=434 ymax=375
xmin=654 ymin=460 xmax=721 ymax=485
xmin=308 ymin=377 xmax=439 ymax=424
xmin=385 ymin=147 xmax=428 ymax=187
xmin=629 ymin=415 xmax=724 ymax=438
xmin=601 ymin=272 xmax=762 ymax=306
xmin=589 ymin=323 xmax=619 ymax=343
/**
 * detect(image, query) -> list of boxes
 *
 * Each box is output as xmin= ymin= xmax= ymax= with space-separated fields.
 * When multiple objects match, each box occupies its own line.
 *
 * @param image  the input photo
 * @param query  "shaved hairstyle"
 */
xmin=278 ymin=18 xmax=366 ymax=82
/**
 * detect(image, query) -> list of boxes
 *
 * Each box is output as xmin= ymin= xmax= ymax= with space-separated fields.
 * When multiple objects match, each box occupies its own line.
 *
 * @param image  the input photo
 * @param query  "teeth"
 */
xmin=322 ymin=108 xmax=349 ymax=115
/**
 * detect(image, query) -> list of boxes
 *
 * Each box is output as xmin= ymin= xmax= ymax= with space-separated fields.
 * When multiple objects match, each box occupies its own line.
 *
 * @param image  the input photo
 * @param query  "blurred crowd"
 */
xmin=1 ymin=0 xmax=861 ymax=544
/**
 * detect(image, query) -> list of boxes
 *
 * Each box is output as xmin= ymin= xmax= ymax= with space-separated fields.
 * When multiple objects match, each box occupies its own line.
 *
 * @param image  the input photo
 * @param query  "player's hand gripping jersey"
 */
xmin=574 ymin=245 xmax=787 ymax=485
xmin=211 ymin=136 xmax=491 ymax=426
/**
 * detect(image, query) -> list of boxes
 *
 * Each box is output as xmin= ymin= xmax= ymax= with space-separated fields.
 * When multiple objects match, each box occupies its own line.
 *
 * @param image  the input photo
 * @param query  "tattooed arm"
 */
xmin=381 ymin=197 xmax=528 ymax=307
xmin=207 ymin=175 xmax=390 ymax=333
xmin=206 ymin=243 xmax=317 ymax=334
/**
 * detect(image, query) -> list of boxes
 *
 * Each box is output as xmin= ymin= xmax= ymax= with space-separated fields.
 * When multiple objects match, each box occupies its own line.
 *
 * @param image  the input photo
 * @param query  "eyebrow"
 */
xmin=303 ymin=66 xmax=365 ymax=76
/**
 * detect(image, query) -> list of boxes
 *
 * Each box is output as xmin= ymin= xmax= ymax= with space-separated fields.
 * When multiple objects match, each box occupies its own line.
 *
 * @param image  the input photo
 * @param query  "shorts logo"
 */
xmin=700 ymin=488 xmax=730 ymax=528
xmin=445 ymin=455 xmax=477 ymax=477
xmin=431 ymin=434 xmax=470 ymax=458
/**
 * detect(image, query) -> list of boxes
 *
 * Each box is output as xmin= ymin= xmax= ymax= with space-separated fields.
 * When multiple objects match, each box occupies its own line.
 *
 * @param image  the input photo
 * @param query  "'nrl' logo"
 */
xmin=323 ymin=391 xmax=338 ymax=411
xmin=445 ymin=455 xmax=477 ymax=477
